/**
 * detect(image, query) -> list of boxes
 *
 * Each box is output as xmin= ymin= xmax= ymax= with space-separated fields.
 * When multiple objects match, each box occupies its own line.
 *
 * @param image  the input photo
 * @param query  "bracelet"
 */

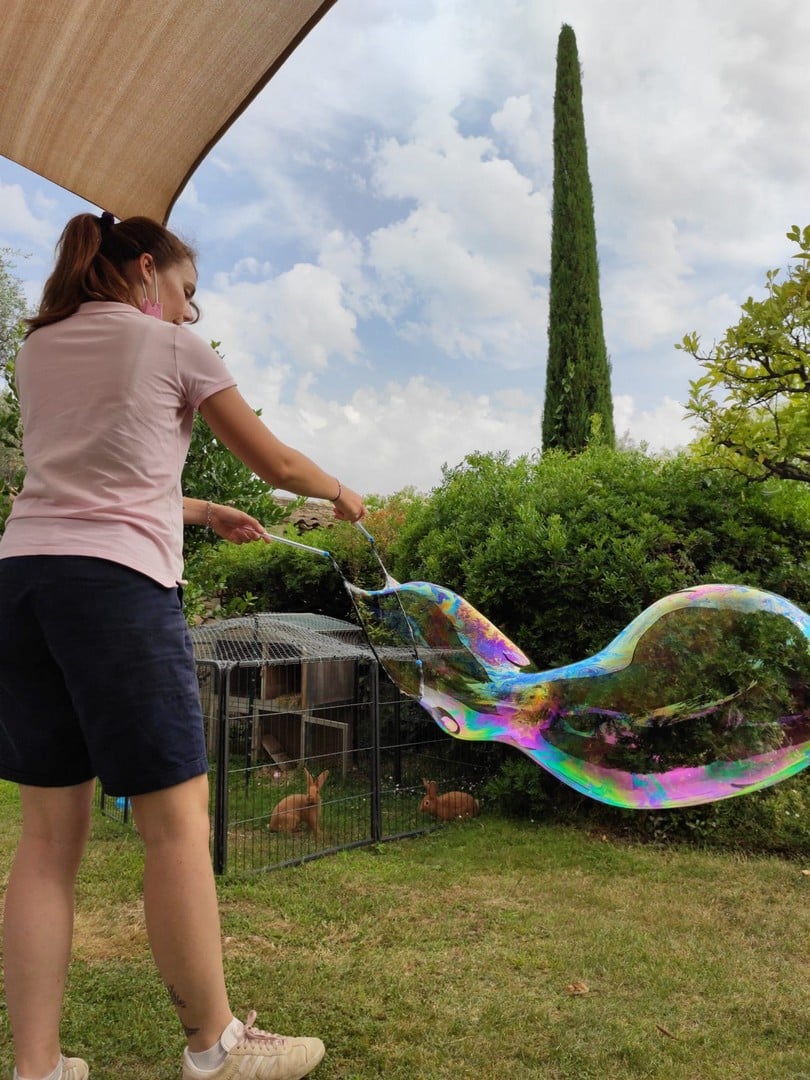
xmin=206 ymin=501 xmax=214 ymax=529
xmin=331 ymin=479 xmax=342 ymax=502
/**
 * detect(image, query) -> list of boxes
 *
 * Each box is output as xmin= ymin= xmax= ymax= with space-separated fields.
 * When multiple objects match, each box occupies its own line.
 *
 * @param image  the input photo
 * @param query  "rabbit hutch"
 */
xmin=182 ymin=611 xmax=493 ymax=874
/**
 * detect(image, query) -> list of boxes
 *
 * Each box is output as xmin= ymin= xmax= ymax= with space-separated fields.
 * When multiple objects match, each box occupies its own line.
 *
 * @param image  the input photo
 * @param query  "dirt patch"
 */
xmin=73 ymin=901 xmax=149 ymax=962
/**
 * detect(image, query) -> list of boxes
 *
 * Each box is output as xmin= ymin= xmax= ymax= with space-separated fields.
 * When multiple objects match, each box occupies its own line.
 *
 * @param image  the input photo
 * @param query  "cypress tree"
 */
xmin=542 ymin=24 xmax=615 ymax=451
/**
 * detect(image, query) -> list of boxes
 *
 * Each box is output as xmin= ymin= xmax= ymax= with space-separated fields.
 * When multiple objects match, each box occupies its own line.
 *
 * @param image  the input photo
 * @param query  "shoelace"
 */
xmin=238 ymin=1011 xmax=288 ymax=1051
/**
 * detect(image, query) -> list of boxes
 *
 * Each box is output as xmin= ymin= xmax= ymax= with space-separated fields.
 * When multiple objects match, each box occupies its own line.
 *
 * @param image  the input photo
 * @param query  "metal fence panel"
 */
xmin=98 ymin=613 xmax=499 ymax=874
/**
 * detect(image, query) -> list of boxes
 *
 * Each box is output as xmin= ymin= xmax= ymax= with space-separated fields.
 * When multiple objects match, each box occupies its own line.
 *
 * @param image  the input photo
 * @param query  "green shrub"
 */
xmin=484 ymin=750 xmax=810 ymax=857
xmin=483 ymin=754 xmax=552 ymax=818
xmin=608 ymin=771 xmax=810 ymax=857
xmin=186 ymin=528 xmax=353 ymax=621
xmin=390 ymin=446 xmax=810 ymax=668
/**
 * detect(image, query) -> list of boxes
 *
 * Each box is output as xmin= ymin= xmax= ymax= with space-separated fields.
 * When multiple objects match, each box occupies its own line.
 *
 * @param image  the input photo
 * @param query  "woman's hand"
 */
xmin=331 ymin=484 xmax=365 ymax=523
xmin=208 ymin=502 xmax=267 ymax=544
xmin=182 ymin=497 xmax=267 ymax=544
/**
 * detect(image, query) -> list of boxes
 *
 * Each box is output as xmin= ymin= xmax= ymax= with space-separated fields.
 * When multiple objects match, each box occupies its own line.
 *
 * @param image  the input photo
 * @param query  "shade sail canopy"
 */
xmin=0 ymin=0 xmax=337 ymax=223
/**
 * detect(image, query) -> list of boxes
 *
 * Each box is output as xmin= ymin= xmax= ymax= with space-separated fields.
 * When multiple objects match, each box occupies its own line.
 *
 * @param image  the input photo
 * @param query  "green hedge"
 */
xmin=389 ymin=446 xmax=810 ymax=667
xmin=484 ymin=751 xmax=810 ymax=858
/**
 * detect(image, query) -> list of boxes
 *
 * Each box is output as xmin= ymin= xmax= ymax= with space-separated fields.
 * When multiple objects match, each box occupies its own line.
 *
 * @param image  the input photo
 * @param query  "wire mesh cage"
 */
xmin=98 ymin=611 xmax=499 ymax=873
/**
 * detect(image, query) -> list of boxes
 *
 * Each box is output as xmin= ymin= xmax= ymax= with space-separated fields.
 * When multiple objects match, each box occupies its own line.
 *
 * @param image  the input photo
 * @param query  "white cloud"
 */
xmin=366 ymin=116 xmax=549 ymax=365
xmin=198 ymin=261 xmax=360 ymax=374
xmin=613 ymin=395 xmax=696 ymax=452
xmin=0 ymin=182 xmax=56 ymax=248
xmin=240 ymin=372 xmax=542 ymax=497
xmin=491 ymin=95 xmax=546 ymax=168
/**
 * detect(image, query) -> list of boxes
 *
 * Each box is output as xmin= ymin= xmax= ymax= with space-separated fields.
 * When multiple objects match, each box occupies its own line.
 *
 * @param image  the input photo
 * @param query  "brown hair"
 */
xmin=26 ymin=213 xmax=198 ymax=334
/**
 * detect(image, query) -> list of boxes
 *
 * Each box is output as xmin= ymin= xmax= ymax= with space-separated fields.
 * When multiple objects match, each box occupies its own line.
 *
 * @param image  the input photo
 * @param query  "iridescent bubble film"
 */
xmin=348 ymin=581 xmax=810 ymax=808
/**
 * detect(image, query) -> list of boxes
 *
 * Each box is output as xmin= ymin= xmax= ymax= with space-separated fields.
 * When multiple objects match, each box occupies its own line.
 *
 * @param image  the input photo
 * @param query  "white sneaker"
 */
xmin=13 ymin=1061 xmax=89 ymax=1080
xmin=62 ymin=1061 xmax=89 ymax=1080
xmin=181 ymin=1012 xmax=325 ymax=1080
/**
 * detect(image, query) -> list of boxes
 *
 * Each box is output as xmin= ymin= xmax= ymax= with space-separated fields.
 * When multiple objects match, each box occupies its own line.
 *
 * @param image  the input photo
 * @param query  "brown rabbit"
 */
xmin=420 ymin=779 xmax=480 ymax=821
xmin=270 ymin=768 xmax=329 ymax=836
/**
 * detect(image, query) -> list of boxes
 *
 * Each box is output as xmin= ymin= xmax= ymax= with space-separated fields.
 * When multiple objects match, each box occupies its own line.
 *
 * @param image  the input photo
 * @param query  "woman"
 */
xmin=0 ymin=212 xmax=364 ymax=1080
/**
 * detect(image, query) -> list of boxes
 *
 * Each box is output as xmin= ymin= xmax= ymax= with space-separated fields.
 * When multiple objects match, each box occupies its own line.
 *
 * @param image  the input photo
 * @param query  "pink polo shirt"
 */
xmin=0 ymin=302 xmax=236 ymax=586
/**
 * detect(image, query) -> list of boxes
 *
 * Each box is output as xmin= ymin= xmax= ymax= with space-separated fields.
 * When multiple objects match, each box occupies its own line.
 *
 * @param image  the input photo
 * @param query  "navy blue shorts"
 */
xmin=0 ymin=555 xmax=208 ymax=796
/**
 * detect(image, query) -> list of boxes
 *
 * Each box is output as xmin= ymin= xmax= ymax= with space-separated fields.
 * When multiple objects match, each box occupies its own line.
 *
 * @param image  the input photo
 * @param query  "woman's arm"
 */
xmin=198 ymin=386 xmax=365 ymax=522
xmin=182 ymin=497 xmax=267 ymax=544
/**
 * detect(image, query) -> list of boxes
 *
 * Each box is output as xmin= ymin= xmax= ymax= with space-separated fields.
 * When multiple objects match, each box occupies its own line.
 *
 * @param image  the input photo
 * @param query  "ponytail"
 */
xmin=26 ymin=213 xmax=197 ymax=334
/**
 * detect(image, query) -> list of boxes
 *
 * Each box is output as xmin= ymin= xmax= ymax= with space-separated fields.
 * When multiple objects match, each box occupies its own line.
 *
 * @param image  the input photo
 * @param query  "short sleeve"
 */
xmin=173 ymin=329 xmax=237 ymax=410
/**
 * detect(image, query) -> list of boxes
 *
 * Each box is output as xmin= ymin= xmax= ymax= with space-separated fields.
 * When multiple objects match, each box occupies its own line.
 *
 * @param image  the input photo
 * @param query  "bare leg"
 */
xmin=3 ymin=780 xmax=95 ymax=1079
xmin=131 ymin=774 xmax=232 ymax=1052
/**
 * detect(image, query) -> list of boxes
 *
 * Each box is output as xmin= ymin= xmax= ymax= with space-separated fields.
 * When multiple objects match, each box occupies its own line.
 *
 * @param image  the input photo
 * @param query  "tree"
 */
xmin=0 ymin=250 xmax=29 ymax=527
xmin=0 ymin=248 xmax=28 ymax=372
xmin=682 ymin=225 xmax=810 ymax=483
xmin=542 ymin=24 xmax=615 ymax=452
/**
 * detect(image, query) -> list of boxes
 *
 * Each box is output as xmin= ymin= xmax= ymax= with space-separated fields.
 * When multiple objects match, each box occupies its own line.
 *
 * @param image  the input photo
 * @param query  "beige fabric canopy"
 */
xmin=0 ymin=0 xmax=338 ymax=223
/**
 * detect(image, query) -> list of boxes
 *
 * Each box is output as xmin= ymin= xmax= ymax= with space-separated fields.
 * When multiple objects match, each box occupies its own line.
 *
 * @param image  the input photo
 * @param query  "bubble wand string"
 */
xmin=259 ymin=522 xmax=423 ymax=675
xmin=352 ymin=521 xmax=398 ymax=587
xmin=348 ymin=522 xmax=423 ymax=668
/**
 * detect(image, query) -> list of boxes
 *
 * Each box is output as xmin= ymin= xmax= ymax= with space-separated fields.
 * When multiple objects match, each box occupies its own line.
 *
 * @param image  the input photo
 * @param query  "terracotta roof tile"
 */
xmin=272 ymin=496 xmax=336 ymax=534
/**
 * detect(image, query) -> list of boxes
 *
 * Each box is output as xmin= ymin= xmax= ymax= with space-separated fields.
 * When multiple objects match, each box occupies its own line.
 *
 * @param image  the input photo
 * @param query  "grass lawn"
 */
xmin=0 ymin=781 xmax=808 ymax=1080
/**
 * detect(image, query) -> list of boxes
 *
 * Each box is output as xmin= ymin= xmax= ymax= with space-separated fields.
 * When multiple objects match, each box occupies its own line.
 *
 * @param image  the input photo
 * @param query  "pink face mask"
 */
xmin=140 ymin=274 xmax=163 ymax=320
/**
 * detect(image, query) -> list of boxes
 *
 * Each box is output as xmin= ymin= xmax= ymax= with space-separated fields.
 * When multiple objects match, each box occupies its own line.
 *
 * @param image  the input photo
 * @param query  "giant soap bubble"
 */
xmin=348 ymin=579 xmax=810 ymax=809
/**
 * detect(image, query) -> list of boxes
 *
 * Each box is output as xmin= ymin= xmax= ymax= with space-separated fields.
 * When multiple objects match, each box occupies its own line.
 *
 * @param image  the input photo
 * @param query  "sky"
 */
xmin=2 ymin=0 xmax=810 ymax=497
